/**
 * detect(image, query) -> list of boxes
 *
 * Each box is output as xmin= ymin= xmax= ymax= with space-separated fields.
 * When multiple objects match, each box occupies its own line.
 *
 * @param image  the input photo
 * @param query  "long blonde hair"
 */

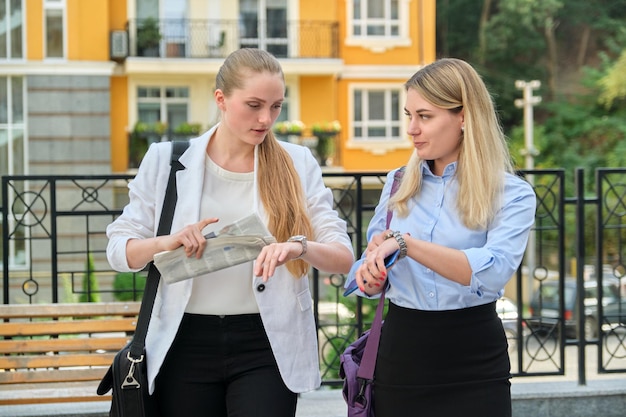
xmin=216 ymin=48 xmax=313 ymax=277
xmin=391 ymin=58 xmax=514 ymax=230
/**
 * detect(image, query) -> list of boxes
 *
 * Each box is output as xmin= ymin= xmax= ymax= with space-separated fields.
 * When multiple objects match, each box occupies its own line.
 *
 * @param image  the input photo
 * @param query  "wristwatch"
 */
xmin=287 ymin=235 xmax=308 ymax=259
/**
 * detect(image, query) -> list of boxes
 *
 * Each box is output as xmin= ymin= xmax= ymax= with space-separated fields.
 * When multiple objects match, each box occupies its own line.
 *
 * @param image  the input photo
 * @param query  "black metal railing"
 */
xmin=126 ymin=18 xmax=339 ymax=59
xmin=2 ymin=168 xmax=625 ymax=385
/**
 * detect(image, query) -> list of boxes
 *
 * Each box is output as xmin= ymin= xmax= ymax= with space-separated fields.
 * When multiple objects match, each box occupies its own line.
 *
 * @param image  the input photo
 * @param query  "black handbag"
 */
xmin=97 ymin=140 xmax=189 ymax=417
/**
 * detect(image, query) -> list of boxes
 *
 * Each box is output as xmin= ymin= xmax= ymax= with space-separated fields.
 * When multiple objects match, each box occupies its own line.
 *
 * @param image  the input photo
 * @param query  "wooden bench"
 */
xmin=0 ymin=302 xmax=140 ymax=405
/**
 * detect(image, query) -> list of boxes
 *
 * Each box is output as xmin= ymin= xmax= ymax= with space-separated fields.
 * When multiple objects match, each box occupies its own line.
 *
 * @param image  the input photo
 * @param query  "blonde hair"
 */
xmin=391 ymin=58 xmax=514 ymax=230
xmin=216 ymin=48 xmax=313 ymax=277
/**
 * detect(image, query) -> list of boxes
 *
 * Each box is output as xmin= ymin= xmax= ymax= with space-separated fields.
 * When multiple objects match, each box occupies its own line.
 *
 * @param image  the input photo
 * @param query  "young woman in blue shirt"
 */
xmin=345 ymin=58 xmax=536 ymax=417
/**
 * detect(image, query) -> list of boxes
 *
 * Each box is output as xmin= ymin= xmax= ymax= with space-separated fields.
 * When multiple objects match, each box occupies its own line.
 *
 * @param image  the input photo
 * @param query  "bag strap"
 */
xmin=129 ymin=140 xmax=189 ymax=359
xmin=356 ymin=166 xmax=405 ymax=381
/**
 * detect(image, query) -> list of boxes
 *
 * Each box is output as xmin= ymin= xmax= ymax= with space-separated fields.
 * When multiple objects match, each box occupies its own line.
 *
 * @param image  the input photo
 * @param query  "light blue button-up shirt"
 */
xmin=346 ymin=161 xmax=536 ymax=310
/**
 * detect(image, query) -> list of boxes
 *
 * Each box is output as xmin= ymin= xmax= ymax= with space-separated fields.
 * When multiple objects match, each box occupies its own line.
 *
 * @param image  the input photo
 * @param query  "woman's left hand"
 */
xmin=355 ymin=233 xmax=400 ymax=294
xmin=254 ymin=241 xmax=305 ymax=282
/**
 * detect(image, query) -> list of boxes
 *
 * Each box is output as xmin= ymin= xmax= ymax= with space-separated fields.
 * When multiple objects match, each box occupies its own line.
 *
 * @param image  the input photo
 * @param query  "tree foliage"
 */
xmin=437 ymin=0 xmax=626 ymax=174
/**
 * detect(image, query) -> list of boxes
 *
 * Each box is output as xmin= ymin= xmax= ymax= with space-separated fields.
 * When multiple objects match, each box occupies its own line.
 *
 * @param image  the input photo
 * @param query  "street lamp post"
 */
xmin=515 ymin=80 xmax=541 ymax=302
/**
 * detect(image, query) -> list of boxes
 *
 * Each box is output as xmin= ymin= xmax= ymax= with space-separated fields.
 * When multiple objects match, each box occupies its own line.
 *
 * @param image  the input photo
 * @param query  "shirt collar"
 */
xmin=420 ymin=160 xmax=458 ymax=178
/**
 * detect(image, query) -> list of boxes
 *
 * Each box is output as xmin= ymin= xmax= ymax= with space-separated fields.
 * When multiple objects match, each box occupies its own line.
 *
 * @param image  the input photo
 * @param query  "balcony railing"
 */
xmin=126 ymin=18 xmax=339 ymax=59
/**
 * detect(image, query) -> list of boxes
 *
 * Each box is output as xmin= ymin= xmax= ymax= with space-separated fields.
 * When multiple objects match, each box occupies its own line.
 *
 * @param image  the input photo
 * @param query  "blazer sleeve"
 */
xmin=106 ymin=142 xmax=171 ymax=272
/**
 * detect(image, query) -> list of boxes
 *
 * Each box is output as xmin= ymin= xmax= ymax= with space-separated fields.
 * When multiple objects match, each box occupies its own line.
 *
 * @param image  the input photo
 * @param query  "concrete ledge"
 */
xmin=2 ymin=379 xmax=625 ymax=417
xmin=511 ymin=378 xmax=626 ymax=417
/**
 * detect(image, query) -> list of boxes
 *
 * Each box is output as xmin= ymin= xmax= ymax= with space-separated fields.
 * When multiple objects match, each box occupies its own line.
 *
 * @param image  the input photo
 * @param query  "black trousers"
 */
xmin=374 ymin=302 xmax=512 ymax=417
xmin=154 ymin=313 xmax=297 ymax=417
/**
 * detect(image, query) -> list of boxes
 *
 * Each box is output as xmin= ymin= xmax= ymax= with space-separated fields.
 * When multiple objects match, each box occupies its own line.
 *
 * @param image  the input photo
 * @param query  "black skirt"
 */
xmin=374 ymin=301 xmax=511 ymax=417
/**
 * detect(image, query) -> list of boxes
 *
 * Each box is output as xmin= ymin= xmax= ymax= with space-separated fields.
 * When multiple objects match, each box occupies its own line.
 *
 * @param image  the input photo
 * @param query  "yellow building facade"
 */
xmin=1 ymin=0 xmax=435 ymax=176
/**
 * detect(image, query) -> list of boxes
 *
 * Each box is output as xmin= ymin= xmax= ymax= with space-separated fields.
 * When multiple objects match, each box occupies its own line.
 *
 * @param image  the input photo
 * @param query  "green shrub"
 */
xmin=113 ymin=272 xmax=147 ymax=301
xmin=79 ymin=254 xmax=101 ymax=303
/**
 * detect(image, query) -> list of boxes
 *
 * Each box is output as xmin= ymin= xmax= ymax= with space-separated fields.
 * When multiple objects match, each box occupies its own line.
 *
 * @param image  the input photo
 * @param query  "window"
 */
xmin=352 ymin=0 xmax=399 ymax=37
xmin=347 ymin=84 xmax=410 ymax=155
xmin=137 ymin=86 xmax=189 ymax=134
xmin=0 ymin=0 xmax=24 ymax=59
xmin=239 ymin=0 xmax=288 ymax=57
xmin=346 ymin=0 xmax=410 ymax=52
xmin=44 ymin=0 xmax=65 ymax=59
xmin=0 ymin=75 xmax=27 ymax=267
xmin=275 ymin=86 xmax=290 ymax=123
xmin=352 ymin=87 xmax=401 ymax=140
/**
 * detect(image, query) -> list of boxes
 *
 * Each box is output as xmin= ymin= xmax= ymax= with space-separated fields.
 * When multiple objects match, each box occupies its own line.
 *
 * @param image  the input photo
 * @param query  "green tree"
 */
xmin=598 ymin=50 xmax=626 ymax=108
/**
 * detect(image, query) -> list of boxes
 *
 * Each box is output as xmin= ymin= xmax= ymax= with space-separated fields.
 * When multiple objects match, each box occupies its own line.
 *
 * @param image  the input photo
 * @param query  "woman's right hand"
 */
xmin=162 ymin=217 xmax=220 ymax=258
xmin=125 ymin=217 xmax=219 ymax=269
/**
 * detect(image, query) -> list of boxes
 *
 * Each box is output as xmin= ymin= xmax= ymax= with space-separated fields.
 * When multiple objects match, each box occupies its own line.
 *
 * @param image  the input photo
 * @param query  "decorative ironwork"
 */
xmin=3 ymin=169 xmax=626 ymax=385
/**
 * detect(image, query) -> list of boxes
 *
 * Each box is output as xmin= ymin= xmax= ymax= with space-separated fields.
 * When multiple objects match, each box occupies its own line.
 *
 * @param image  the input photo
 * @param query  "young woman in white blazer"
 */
xmin=106 ymin=48 xmax=354 ymax=417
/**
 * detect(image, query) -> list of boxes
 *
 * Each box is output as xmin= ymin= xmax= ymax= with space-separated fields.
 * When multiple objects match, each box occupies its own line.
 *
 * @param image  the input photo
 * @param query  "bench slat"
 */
xmin=0 ymin=302 xmax=140 ymax=319
xmin=0 ymin=395 xmax=111 ymax=406
xmin=0 ymin=302 xmax=140 ymax=405
xmin=0 ymin=317 xmax=137 ymax=336
xmin=0 ymin=336 xmax=131 ymax=354
xmin=0 ymin=367 xmax=108 ymax=384
xmin=0 ymin=352 xmax=117 ymax=370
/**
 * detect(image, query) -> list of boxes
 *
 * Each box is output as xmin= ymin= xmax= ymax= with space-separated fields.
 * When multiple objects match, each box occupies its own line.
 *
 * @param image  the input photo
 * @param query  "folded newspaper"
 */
xmin=154 ymin=213 xmax=276 ymax=284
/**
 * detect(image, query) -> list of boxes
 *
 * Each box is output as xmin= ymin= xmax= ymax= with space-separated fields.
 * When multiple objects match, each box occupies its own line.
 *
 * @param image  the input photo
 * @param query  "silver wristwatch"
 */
xmin=287 ymin=235 xmax=308 ymax=259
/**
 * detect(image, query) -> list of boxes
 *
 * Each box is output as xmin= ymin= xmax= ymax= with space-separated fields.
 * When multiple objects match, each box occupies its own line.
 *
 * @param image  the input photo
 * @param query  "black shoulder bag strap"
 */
xmin=128 ymin=140 xmax=189 ymax=359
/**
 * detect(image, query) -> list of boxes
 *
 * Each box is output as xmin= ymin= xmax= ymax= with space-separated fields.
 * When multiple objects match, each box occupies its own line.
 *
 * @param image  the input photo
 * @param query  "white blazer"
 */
xmin=106 ymin=125 xmax=354 ymax=394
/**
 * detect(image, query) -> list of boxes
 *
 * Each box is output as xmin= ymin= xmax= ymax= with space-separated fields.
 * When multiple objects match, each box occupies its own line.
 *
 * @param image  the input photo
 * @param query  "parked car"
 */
xmin=528 ymin=277 xmax=626 ymax=339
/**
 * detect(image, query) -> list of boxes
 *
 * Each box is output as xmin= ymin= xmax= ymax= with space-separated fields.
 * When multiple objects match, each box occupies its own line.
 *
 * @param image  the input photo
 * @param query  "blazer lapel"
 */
xmin=171 ymin=129 xmax=214 ymax=231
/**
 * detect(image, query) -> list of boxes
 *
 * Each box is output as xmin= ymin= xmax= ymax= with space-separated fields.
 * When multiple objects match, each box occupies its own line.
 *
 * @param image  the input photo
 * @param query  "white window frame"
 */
xmin=44 ymin=0 xmax=66 ymax=60
xmin=0 ymin=75 xmax=28 ymax=269
xmin=346 ymin=83 xmax=411 ymax=155
xmin=135 ymin=85 xmax=190 ymax=132
xmin=345 ymin=0 xmax=411 ymax=53
xmin=1 ymin=0 xmax=24 ymax=59
xmin=239 ymin=0 xmax=289 ymax=56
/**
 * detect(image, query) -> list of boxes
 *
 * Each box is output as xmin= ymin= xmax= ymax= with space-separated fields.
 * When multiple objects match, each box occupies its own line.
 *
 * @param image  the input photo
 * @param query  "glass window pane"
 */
xmin=137 ymin=0 xmax=159 ymax=19
xmin=368 ymin=91 xmax=385 ymax=120
xmin=0 ymin=78 xmax=7 ymax=123
xmin=11 ymin=127 xmax=24 ymax=175
xmin=391 ymin=0 xmax=399 ymax=19
xmin=10 ymin=22 xmax=22 ymax=58
xmin=46 ymin=9 xmax=63 ymax=58
xmin=275 ymin=86 xmax=289 ymax=123
xmin=11 ymin=77 xmax=23 ymax=123
xmin=267 ymin=7 xmax=286 ymax=38
xmin=165 ymin=87 xmax=188 ymax=98
xmin=240 ymin=0 xmax=259 ymax=38
xmin=368 ymin=127 xmax=386 ymax=137
xmin=392 ymin=126 xmax=399 ymax=137
xmin=138 ymin=103 xmax=160 ymax=123
xmin=367 ymin=25 xmax=384 ymax=36
xmin=0 ymin=1 xmax=6 ymax=58
xmin=167 ymin=103 xmax=188 ymax=129
xmin=354 ymin=91 xmax=362 ymax=121
xmin=267 ymin=44 xmax=287 ymax=57
xmin=353 ymin=0 xmax=361 ymax=19
xmin=10 ymin=0 xmax=23 ymax=58
xmin=138 ymin=87 xmax=161 ymax=98
xmin=391 ymin=91 xmax=399 ymax=120
xmin=0 ymin=130 xmax=7 ymax=175
xmin=367 ymin=0 xmax=384 ymax=18
xmin=354 ymin=127 xmax=362 ymax=137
